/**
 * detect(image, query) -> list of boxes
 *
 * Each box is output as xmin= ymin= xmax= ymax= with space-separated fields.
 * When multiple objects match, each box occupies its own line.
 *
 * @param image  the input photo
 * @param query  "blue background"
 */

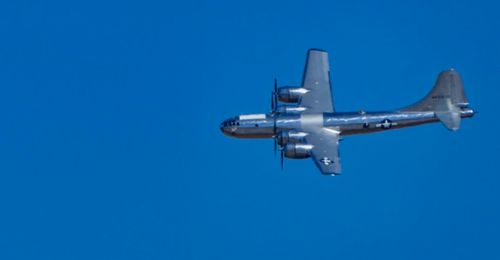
xmin=1 ymin=0 xmax=499 ymax=259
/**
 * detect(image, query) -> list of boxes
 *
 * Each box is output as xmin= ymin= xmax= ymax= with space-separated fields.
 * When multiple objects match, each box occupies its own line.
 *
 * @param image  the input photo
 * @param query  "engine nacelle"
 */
xmin=277 ymin=87 xmax=308 ymax=103
xmin=276 ymin=105 xmax=307 ymax=114
xmin=277 ymin=131 xmax=308 ymax=146
xmin=284 ymin=143 xmax=313 ymax=159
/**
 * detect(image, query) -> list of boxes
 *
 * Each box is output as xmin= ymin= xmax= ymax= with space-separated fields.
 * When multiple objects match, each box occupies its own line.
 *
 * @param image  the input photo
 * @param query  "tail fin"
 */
xmin=401 ymin=69 xmax=469 ymax=131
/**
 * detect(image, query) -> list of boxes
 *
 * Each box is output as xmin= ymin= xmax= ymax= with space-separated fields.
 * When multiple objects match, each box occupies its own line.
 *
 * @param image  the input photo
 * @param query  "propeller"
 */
xmin=271 ymin=78 xmax=279 ymax=157
xmin=271 ymin=78 xmax=284 ymax=169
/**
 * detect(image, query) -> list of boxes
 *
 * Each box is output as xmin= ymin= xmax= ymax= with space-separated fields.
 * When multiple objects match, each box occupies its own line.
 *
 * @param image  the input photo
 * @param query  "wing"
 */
xmin=305 ymin=128 xmax=341 ymax=175
xmin=299 ymin=49 xmax=335 ymax=113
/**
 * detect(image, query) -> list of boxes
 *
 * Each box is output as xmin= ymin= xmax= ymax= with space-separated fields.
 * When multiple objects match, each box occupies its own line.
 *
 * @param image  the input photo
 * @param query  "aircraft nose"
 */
xmin=220 ymin=120 xmax=236 ymax=136
xmin=219 ymin=121 xmax=230 ymax=135
xmin=220 ymin=116 xmax=242 ymax=136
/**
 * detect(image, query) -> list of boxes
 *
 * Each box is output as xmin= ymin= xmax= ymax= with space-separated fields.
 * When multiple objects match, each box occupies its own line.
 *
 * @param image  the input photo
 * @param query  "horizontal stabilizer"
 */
xmin=436 ymin=111 xmax=461 ymax=131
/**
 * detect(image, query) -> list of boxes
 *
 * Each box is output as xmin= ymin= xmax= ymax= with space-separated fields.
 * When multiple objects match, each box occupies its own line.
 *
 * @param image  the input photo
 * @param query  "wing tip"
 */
xmin=322 ymin=172 xmax=341 ymax=176
xmin=308 ymin=48 xmax=327 ymax=53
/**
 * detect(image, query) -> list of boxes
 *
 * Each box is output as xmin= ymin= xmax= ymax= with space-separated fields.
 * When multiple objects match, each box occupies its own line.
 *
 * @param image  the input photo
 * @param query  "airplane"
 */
xmin=220 ymin=49 xmax=475 ymax=176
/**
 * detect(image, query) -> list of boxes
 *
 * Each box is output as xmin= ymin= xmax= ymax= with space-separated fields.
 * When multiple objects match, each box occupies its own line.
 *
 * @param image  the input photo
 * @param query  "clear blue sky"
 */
xmin=0 ymin=0 xmax=499 ymax=259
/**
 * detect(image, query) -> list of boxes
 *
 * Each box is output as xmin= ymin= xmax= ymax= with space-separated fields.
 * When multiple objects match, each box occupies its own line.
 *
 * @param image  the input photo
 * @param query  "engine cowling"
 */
xmin=276 ymin=105 xmax=307 ymax=114
xmin=277 ymin=131 xmax=308 ymax=146
xmin=284 ymin=143 xmax=313 ymax=159
xmin=277 ymin=87 xmax=308 ymax=103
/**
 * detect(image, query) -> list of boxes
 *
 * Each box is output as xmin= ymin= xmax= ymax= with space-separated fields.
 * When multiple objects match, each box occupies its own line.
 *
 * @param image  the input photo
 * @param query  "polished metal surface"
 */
xmin=283 ymin=143 xmax=313 ymax=159
xmin=220 ymin=49 xmax=475 ymax=176
xmin=277 ymin=87 xmax=308 ymax=103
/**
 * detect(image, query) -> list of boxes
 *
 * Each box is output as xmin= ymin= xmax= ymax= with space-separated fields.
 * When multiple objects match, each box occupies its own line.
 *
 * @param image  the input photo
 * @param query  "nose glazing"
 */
xmin=220 ymin=118 xmax=238 ymax=136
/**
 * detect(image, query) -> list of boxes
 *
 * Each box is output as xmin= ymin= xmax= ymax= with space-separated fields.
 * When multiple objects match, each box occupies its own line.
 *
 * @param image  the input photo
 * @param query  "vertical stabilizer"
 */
xmin=401 ymin=69 xmax=469 ymax=131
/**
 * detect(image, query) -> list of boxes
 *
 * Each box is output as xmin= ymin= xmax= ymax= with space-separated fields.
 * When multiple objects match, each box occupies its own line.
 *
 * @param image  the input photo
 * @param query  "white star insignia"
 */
xmin=320 ymin=157 xmax=333 ymax=165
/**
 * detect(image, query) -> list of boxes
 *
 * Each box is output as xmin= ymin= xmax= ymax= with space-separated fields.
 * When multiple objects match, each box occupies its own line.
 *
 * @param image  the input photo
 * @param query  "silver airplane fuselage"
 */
xmin=221 ymin=109 xmax=475 ymax=139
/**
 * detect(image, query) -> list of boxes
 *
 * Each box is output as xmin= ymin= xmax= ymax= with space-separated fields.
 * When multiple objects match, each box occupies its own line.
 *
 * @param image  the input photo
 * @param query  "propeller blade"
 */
xmin=280 ymin=147 xmax=284 ymax=170
xmin=274 ymin=137 xmax=277 ymax=158
xmin=271 ymin=78 xmax=278 ymax=113
xmin=273 ymin=115 xmax=278 ymax=158
xmin=273 ymin=78 xmax=278 ymax=111
xmin=271 ymin=92 xmax=275 ymax=111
